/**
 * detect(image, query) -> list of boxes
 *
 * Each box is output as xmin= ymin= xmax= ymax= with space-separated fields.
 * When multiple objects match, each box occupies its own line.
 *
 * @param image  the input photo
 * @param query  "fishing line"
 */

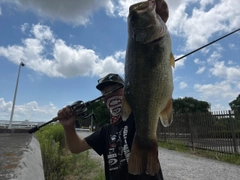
xmin=175 ymin=28 xmax=240 ymax=62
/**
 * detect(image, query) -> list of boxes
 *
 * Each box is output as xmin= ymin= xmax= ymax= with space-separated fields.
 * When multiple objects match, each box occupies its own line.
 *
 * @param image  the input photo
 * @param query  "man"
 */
xmin=58 ymin=73 xmax=164 ymax=180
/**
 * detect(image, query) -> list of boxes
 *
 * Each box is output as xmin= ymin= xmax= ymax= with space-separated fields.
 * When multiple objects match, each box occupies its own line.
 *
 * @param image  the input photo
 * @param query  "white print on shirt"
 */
xmin=108 ymin=153 xmax=117 ymax=159
xmin=108 ymin=124 xmax=131 ymax=172
xmin=123 ymin=126 xmax=130 ymax=162
xmin=110 ymin=134 xmax=117 ymax=142
xmin=108 ymin=158 xmax=118 ymax=166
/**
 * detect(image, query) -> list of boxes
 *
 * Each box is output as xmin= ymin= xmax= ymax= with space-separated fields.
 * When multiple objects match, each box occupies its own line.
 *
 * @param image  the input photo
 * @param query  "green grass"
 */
xmin=64 ymin=151 xmax=104 ymax=180
xmin=36 ymin=123 xmax=104 ymax=180
xmin=158 ymin=141 xmax=189 ymax=152
xmin=158 ymin=141 xmax=240 ymax=166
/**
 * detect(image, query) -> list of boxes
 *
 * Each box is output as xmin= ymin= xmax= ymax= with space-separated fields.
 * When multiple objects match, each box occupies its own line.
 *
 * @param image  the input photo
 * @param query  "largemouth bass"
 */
xmin=122 ymin=0 xmax=175 ymax=175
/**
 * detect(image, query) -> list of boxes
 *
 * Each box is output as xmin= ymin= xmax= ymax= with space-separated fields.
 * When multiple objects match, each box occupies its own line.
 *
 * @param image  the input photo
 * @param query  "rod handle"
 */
xmin=52 ymin=116 xmax=59 ymax=122
xmin=28 ymin=126 xmax=39 ymax=134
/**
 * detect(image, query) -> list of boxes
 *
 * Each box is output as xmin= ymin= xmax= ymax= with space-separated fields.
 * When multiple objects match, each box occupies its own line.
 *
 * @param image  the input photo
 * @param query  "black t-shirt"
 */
xmin=85 ymin=113 xmax=164 ymax=180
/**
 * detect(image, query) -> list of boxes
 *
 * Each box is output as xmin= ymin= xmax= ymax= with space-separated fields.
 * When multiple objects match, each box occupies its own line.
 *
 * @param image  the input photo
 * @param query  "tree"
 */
xmin=86 ymin=100 xmax=109 ymax=130
xmin=173 ymin=97 xmax=211 ymax=114
xmin=229 ymin=94 xmax=240 ymax=112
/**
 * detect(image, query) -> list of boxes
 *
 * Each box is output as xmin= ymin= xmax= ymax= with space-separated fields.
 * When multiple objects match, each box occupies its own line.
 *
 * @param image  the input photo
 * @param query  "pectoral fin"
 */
xmin=160 ymin=98 xmax=173 ymax=127
xmin=121 ymin=95 xmax=132 ymax=121
xmin=170 ymin=52 xmax=175 ymax=68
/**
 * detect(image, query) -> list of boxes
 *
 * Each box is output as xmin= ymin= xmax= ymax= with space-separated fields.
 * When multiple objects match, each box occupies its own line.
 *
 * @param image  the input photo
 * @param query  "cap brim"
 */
xmin=96 ymin=81 xmax=121 ymax=91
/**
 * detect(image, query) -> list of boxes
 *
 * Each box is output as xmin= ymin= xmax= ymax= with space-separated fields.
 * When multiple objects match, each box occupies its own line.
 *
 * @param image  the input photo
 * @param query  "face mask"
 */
xmin=103 ymin=87 xmax=123 ymax=124
xmin=105 ymin=95 xmax=123 ymax=124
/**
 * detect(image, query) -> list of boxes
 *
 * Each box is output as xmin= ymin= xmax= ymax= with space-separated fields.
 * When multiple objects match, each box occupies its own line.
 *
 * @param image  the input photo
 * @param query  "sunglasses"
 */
xmin=97 ymin=74 xmax=124 ymax=84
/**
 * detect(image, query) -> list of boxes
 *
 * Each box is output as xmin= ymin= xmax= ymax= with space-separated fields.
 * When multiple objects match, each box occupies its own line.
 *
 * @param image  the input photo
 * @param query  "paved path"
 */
xmin=78 ymin=131 xmax=240 ymax=180
xmin=0 ymin=133 xmax=32 ymax=180
xmin=158 ymin=148 xmax=240 ymax=180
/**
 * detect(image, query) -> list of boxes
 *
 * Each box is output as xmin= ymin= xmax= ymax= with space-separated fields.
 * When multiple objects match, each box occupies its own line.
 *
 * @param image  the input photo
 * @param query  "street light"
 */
xmin=8 ymin=62 xmax=25 ymax=129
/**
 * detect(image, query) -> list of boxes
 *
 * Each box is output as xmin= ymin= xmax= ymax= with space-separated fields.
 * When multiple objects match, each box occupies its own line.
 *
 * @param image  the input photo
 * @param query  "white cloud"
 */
xmin=30 ymin=24 xmax=55 ymax=42
xmin=179 ymin=81 xmax=188 ymax=89
xmin=0 ymin=23 xmax=124 ymax=78
xmin=237 ymin=84 xmax=240 ymax=90
xmin=212 ymin=43 xmax=224 ymax=52
xmin=2 ymin=0 xmax=115 ymax=26
xmin=0 ymin=98 xmax=12 ymax=119
xmin=167 ymin=0 xmax=240 ymax=51
xmin=211 ymin=103 xmax=230 ymax=111
xmin=190 ymin=42 xmax=239 ymax=111
xmin=93 ymin=52 xmax=125 ymax=77
xmin=210 ymin=61 xmax=240 ymax=82
xmin=174 ymin=54 xmax=186 ymax=69
xmin=114 ymin=0 xmax=139 ymax=18
xmin=20 ymin=23 xmax=29 ymax=33
xmin=2 ymin=0 xmax=239 ymax=54
xmin=200 ymin=47 xmax=210 ymax=54
xmin=194 ymin=58 xmax=200 ymax=64
xmin=196 ymin=66 xmax=205 ymax=74
xmin=0 ymin=98 xmax=58 ymax=121
xmin=2 ymin=0 xmax=240 ymax=44
xmin=114 ymin=51 xmax=126 ymax=60
xmin=194 ymin=81 xmax=238 ymax=100
xmin=228 ymin=43 xmax=238 ymax=50
xmin=199 ymin=0 xmax=214 ymax=10
xmin=207 ymin=51 xmax=222 ymax=65
xmin=194 ymin=58 xmax=205 ymax=65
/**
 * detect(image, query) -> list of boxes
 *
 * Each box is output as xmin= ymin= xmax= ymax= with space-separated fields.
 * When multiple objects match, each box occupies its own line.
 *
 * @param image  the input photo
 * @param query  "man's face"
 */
xmin=102 ymin=85 xmax=124 ymax=103
xmin=101 ymin=85 xmax=119 ymax=96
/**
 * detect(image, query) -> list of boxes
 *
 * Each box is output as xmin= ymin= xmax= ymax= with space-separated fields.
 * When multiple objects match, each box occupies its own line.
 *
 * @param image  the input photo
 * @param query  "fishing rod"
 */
xmin=28 ymin=84 xmax=124 ymax=134
xmin=175 ymin=28 xmax=240 ymax=62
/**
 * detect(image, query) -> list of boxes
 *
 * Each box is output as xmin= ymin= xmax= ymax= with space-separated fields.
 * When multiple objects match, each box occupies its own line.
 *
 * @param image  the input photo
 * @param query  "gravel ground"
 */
xmin=159 ymin=148 xmax=240 ymax=180
xmin=77 ymin=131 xmax=240 ymax=180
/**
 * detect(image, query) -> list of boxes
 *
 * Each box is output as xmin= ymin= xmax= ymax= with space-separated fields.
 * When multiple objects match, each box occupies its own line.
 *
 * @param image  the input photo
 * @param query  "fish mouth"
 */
xmin=129 ymin=0 xmax=155 ymax=15
xmin=128 ymin=0 xmax=157 ymax=32
xmin=128 ymin=0 xmax=167 ymax=44
xmin=148 ymin=36 xmax=163 ymax=43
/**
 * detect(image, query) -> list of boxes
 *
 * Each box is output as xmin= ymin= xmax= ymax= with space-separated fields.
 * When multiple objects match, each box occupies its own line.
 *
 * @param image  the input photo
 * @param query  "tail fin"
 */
xmin=128 ymin=136 xmax=160 ymax=175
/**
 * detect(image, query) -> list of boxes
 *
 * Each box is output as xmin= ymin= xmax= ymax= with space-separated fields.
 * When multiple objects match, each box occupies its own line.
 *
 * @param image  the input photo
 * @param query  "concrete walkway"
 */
xmin=0 ymin=131 xmax=44 ymax=180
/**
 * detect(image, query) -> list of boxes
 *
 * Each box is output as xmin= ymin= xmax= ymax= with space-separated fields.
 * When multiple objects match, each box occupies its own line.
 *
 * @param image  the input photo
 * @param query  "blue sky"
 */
xmin=0 ymin=0 xmax=239 ymax=122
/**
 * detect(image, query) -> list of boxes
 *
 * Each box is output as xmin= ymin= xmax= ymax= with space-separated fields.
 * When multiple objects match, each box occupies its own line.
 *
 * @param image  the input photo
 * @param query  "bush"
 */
xmin=36 ymin=123 xmax=69 ymax=180
xmin=36 ymin=123 xmax=104 ymax=180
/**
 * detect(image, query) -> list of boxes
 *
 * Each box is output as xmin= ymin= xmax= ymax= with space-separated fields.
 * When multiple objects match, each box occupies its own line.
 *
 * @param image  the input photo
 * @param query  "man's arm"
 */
xmin=58 ymin=106 xmax=91 ymax=153
xmin=63 ymin=126 xmax=91 ymax=153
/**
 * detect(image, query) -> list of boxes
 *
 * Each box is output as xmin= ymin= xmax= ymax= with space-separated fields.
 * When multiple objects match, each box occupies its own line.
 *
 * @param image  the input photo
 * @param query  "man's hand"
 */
xmin=58 ymin=106 xmax=77 ymax=129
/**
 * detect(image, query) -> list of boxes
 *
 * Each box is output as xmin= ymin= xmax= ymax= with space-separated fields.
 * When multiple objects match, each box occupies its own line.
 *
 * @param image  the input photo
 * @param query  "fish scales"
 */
xmin=122 ymin=0 xmax=175 ymax=176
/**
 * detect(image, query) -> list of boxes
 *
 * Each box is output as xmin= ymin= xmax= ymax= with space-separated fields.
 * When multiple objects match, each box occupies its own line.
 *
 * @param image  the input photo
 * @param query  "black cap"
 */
xmin=96 ymin=73 xmax=124 ymax=91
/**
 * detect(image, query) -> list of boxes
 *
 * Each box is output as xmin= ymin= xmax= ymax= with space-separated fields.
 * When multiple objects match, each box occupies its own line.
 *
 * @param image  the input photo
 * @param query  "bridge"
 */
xmin=0 ymin=120 xmax=45 ymax=129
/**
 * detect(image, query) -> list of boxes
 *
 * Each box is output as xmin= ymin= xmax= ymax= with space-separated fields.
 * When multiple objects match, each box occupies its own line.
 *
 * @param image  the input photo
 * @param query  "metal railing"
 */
xmin=157 ymin=110 xmax=240 ymax=156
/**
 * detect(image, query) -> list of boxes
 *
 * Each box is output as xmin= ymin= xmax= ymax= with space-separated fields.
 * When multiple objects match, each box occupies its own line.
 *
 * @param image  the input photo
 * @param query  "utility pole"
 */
xmin=8 ymin=62 xmax=25 ymax=129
